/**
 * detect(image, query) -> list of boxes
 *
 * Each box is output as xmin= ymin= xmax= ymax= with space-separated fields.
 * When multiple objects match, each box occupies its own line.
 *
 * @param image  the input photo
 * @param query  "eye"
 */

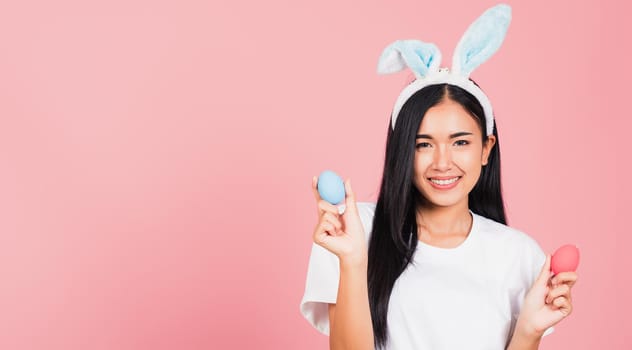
xmin=416 ymin=142 xmax=431 ymax=148
xmin=455 ymin=140 xmax=470 ymax=146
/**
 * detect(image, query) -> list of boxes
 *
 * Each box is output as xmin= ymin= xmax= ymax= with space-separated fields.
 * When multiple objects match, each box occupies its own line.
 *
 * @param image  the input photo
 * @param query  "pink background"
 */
xmin=0 ymin=0 xmax=628 ymax=349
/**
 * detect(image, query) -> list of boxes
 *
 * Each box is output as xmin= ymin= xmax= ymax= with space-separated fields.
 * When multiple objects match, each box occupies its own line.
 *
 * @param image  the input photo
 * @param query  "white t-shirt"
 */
xmin=300 ymin=202 xmax=554 ymax=349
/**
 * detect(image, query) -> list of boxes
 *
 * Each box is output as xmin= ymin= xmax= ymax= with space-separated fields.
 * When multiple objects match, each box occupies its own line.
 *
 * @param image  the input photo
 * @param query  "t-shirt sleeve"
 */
xmin=299 ymin=241 xmax=340 ymax=335
xmin=299 ymin=201 xmax=375 ymax=335
xmin=511 ymin=235 xmax=554 ymax=338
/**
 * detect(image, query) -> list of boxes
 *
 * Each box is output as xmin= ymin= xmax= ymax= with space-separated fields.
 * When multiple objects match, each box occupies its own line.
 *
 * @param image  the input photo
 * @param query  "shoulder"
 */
xmin=474 ymin=213 xmax=547 ymax=283
xmin=474 ymin=213 xmax=544 ymax=255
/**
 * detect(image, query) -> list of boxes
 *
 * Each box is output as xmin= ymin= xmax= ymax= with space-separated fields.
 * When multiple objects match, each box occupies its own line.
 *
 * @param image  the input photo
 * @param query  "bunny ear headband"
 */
xmin=377 ymin=3 xmax=512 ymax=135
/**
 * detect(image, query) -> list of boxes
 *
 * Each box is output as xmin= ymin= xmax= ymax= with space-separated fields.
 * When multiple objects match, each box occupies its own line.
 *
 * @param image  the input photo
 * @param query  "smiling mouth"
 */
xmin=427 ymin=177 xmax=461 ymax=185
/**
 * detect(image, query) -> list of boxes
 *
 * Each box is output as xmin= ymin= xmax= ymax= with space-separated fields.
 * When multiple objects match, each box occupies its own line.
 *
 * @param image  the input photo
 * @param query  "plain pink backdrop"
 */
xmin=0 ymin=0 xmax=629 ymax=349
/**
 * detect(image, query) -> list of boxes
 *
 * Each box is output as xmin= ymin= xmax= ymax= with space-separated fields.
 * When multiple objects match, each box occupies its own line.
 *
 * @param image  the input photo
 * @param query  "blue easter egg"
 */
xmin=317 ymin=170 xmax=346 ymax=205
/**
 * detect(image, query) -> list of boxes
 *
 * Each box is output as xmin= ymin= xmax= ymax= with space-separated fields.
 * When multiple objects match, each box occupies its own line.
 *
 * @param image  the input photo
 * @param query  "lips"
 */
xmin=427 ymin=176 xmax=462 ymax=189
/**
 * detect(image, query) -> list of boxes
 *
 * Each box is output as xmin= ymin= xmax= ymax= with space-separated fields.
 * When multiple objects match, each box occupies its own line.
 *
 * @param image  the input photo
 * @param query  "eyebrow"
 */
xmin=416 ymin=132 xmax=473 ymax=140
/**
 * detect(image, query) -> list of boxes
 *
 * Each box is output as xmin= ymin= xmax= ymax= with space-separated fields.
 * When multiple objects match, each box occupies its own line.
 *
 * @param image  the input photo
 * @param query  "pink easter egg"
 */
xmin=551 ymin=244 xmax=580 ymax=274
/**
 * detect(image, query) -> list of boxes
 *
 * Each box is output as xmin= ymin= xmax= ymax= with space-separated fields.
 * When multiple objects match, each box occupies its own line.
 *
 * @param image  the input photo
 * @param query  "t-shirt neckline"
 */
xmin=414 ymin=209 xmax=478 ymax=260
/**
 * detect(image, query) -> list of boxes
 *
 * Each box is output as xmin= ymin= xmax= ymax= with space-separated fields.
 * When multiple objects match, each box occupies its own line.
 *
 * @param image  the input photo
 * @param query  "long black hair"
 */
xmin=367 ymin=83 xmax=507 ymax=349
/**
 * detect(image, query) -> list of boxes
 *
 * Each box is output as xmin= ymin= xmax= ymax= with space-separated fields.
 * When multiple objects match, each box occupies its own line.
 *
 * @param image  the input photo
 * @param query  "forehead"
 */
xmin=417 ymin=100 xmax=480 ymax=136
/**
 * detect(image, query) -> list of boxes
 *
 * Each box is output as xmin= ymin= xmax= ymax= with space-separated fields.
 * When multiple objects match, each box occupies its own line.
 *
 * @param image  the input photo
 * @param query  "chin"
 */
xmin=421 ymin=189 xmax=467 ymax=208
xmin=427 ymin=199 xmax=462 ymax=208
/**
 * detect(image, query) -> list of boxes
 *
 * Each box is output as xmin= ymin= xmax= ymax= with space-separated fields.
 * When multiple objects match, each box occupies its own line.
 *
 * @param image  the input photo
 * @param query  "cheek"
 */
xmin=415 ymin=150 xmax=434 ymax=163
xmin=414 ymin=153 xmax=431 ymax=173
xmin=413 ymin=155 xmax=428 ymax=185
xmin=455 ymin=149 xmax=483 ymax=168
xmin=453 ymin=153 xmax=483 ymax=182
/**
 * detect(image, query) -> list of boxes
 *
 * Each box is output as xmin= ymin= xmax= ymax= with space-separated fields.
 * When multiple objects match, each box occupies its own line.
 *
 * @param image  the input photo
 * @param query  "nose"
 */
xmin=432 ymin=144 xmax=453 ymax=171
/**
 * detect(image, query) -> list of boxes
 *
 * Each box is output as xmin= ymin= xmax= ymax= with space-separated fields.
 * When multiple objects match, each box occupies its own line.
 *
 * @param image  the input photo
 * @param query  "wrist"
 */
xmin=339 ymin=253 xmax=368 ymax=269
xmin=514 ymin=318 xmax=545 ymax=340
xmin=507 ymin=320 xmax=543 ymax=350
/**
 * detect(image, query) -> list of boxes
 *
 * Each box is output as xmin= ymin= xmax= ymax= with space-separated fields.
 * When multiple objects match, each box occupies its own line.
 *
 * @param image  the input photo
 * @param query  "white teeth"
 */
xmin=430 ymin=177 xmax=459 ymax=185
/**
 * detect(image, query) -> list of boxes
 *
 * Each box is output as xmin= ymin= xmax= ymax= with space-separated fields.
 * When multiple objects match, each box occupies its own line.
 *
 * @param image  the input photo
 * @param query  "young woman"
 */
xmin=300 ymin=4 xmax=577 ymax=350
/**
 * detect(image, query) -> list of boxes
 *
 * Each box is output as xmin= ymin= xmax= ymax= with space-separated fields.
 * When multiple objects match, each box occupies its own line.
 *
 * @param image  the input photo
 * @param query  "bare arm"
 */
xmin=506 ymin=327 xmax=541 ymax=350
xmin=328 ymin=258 xmax=374 ymax=350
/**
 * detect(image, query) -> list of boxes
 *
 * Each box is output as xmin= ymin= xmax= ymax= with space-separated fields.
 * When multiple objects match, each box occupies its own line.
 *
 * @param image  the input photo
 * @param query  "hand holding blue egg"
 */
xmin=317 ymin=170 xmax=346 ymax=205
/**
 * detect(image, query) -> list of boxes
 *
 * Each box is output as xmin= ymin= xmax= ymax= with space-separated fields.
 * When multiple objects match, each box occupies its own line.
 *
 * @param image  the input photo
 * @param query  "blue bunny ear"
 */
xmin=452 ymin=4 xmax=512 ymax=77
xmin=377 ymin=39 xmax=442 ymax=79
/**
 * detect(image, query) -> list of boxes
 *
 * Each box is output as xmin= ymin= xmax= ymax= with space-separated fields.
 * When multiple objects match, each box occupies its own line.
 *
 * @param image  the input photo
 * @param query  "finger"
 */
xmin=319 ymin=220 xmax=339 ymax=237
xmin=312 ymin=175 xmax=320 ymax=200
xmin=554 ymin=280 xmax=576 ymax=290
xmin=546 ymin=284 xmax=570 ymax=304
xmin=545 ymin=284 xmax=570 ymax=304
xmin=342 ymin=179 xmax=358 ymax=215
xmin=553 ymin=296 xmax=566 ymax=308
xmin=552 ymin=296 xmax=572 ymax=316
xmin=537 ymin=254 xmax=553 ymax=286
xmin=313 ymin=220 xmax=330 ymax=246
xmin=551 ymin=272 xmax=578 ymax=288
xmin=318 ymin=199 xmax=341 ymax=217
xmin=322 ymin=212 xmax=343 ymax=233
xmin=313 ymin=222 xmax=338 ymax=248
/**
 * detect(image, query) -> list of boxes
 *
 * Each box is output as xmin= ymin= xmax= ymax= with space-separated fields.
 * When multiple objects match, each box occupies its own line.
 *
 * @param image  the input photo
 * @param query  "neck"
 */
xmin=416 ymin=201 xmax=472 ymax=236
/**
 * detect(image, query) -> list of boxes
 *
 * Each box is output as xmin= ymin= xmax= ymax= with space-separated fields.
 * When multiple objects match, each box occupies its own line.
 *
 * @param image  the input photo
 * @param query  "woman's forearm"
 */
xmin=506 ymin=325 xmax=542 ymax=350
xmin=330 ymin=258 xmax=375 ymax=350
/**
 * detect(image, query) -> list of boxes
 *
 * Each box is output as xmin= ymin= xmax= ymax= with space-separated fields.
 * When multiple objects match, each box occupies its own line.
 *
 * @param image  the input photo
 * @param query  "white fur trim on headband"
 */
xmin=390 ymin=69 xmax=494 ymax=135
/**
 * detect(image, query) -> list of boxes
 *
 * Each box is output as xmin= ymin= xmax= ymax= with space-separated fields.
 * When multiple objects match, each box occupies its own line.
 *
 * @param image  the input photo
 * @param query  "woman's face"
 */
xmin=413 ymin=98 xmax=496 ymax=209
